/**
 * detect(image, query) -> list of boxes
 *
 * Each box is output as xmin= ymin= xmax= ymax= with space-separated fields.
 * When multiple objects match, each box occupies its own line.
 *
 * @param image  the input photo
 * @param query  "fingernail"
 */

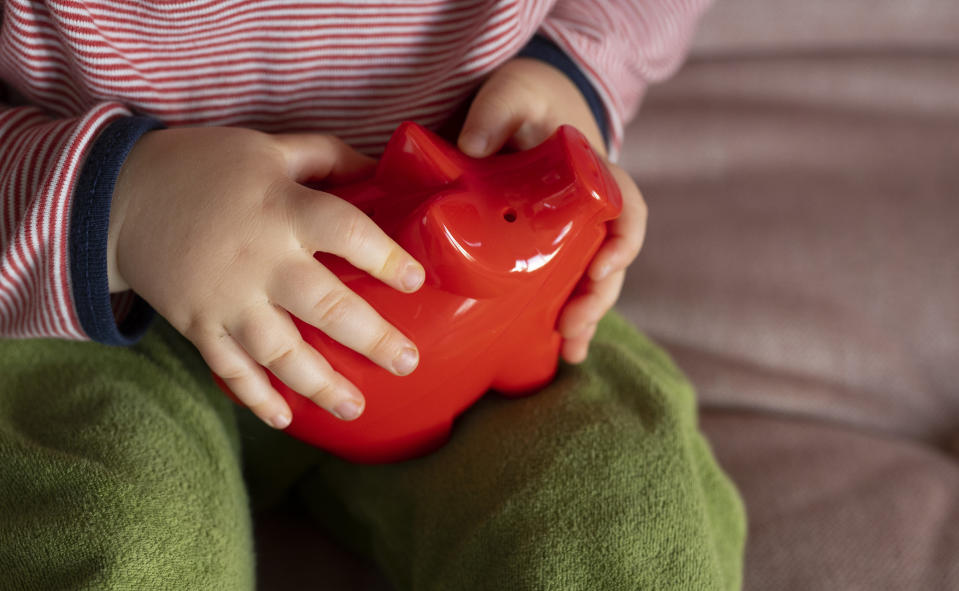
xmin=333 ymin=398 xmax=363 ymax=421
xmin=392 ymin=346 xmax=419 ymax=375
xmin=401 ymin=263 xmax=425 ymax=292
xmin=461 ymin=131 xmax=488 ymax=157
xmin=269 ymin=413 xmax=291 ymax=430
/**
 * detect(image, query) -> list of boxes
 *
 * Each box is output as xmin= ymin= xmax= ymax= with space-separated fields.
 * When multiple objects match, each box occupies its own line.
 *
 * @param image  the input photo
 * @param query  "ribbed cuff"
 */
xmin=517 ymin=34 xmax=611 ymax=150
xmin=70 ymin=115 xmax=163 ymax=345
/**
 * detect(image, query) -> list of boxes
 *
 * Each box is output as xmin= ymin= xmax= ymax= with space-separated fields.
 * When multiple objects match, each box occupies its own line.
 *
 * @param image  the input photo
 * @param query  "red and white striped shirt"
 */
xmin=0 ymin=0 xmax=708 ymax=341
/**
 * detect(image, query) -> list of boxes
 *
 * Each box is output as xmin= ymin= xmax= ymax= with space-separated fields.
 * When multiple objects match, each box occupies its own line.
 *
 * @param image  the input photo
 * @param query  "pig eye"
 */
xmin=502 ymin=208 xmax=517 ymax=223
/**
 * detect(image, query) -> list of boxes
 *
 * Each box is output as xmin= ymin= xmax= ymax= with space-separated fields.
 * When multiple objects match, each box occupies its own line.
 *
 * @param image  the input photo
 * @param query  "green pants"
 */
xmin=0 ymin=313 xmax=745 ymax=590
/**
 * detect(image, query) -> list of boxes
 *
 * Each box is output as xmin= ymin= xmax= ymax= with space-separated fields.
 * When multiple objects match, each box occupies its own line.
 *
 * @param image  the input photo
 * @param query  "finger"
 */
xmin=274 ymin=133 xmax=377 ymax=184
xmin=589 ymin=165 xmax=648 ymax=282
xmin=509 ymin=119 xmax=556 ymax=152
xmin=228 ymin=303 xmax=366 ymax=421
xmin=270 ymin=254 xmax=419 ymax=376
xmin=561 ymin=322 xmax=598 ymax=365
xmin=288 ymin=184 xmax=425 ymax=293
xmin=189 ymin=327 xmax=293 ymax=429
xmin=458 ymin=71 xmax=537 ymax=158
xmin=558 ymin=270 xmax=626 ymax=338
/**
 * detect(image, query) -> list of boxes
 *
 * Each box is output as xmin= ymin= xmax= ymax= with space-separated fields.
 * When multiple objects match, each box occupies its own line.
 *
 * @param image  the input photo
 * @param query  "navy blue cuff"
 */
xmin=70 ymin=116 xmax=163 ymax=345
xmin=517 ymin=35 xmax=610 ymax=149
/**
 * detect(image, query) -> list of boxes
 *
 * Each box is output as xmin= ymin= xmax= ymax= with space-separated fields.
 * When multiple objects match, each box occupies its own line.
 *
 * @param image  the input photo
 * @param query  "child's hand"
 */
xmin=109 ymin=127 xmax=425 ymax=429
xmin=457 ymin=58 xmax=648 ymax=364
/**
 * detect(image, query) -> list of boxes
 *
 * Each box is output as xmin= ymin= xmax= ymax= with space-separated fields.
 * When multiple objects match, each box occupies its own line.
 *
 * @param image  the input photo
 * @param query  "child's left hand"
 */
xmin=458 ymin=58 xmax=648 ymax=364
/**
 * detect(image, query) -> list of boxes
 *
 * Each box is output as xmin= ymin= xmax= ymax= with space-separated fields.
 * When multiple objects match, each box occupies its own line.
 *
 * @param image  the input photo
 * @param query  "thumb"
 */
xmin=458 ymin=71 xmax=534 ymax=158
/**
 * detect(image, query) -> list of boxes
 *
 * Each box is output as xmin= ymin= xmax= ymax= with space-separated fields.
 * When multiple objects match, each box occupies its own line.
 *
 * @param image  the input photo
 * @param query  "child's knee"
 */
xmin=0 ymin=334 xmax=253 ymax=590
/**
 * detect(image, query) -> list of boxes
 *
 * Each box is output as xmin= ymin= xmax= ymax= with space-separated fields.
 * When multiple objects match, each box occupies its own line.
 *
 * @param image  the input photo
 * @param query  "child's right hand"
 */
xmin=108 ymin=127 xmax=425 ymax=429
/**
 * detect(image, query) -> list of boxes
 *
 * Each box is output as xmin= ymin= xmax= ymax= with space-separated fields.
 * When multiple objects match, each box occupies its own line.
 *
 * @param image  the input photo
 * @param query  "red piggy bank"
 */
xmin=216 ymin=122 xmax=622 ymax=463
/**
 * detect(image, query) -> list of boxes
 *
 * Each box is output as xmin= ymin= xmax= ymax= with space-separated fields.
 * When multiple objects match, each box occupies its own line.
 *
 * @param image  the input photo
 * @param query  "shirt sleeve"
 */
xmin=0 ymin=99 xmax=159 ymax=343
xmin=538 ymin=0 xmax=713 ymax=159
xmin=517 ymin=35 xmax=611 ymax=151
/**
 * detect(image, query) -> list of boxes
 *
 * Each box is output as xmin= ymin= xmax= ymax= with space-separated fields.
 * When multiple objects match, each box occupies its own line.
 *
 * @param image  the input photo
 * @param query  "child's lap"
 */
xmin=245 ymin=311 xmax=746 ymax=589
xmin=0 ymin=313 xmax=745 ymax=590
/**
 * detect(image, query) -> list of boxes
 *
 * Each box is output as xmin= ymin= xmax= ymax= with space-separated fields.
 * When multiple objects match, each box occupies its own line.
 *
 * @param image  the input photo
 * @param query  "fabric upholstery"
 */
xmin=616 ymin=0 xmax=959 ymax=588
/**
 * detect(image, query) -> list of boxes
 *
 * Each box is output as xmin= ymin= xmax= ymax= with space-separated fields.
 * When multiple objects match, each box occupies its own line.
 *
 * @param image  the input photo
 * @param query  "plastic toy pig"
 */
xmin=215 ymin=122 xmax=622 ymax=463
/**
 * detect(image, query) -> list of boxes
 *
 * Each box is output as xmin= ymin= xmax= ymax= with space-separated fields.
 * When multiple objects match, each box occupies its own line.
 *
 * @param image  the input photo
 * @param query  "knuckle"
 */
xmin=624 ymin=234 xmax=643 ymax=259
xmin=307 ymin=378 xmax=338 ymax=406
xmin=599 ymin=279 xmax=624 ymax=308
xmin=183 ymin=317 xmax=217 ymax=344
xmin=216 ymin=363 xmax=250 ymax=382
xmin=378 ymin=246 xmax=403 ymax=278
xmin=194 ymin=333 xmax=243 ymax=375
xmin=367 ymin=324 xmax=396 ymax=359
xmin=311 ymin=289 xmax=352 ymax=328
xmin=262 ymin=343 xmax=298 ymax=371
xmin=338 ymin=207 xmax=370 ymax=251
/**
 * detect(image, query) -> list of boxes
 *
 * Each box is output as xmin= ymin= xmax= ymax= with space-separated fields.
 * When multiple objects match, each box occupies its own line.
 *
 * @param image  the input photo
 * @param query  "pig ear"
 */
xmin=376 ymin=122 xmax=465 ymax=189
xmin=550 ymin=125 xmax=623 ymax=217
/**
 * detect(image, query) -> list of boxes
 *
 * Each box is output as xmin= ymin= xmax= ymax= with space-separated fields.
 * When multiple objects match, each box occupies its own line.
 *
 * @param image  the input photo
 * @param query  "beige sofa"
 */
xmin=257 ymin=1 xmax=959 ymax=588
